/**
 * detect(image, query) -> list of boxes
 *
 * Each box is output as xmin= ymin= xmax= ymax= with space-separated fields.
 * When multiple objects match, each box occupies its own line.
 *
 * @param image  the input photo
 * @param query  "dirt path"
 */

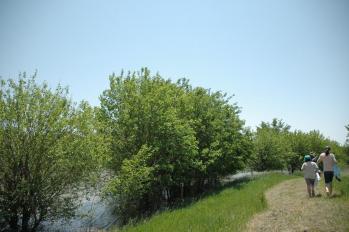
xmin=246 ymin=178 xmax=349 ymax=232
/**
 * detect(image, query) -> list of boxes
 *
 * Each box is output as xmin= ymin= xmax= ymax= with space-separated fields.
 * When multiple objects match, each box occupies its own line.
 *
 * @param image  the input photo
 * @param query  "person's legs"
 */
xmin=305 ymin=179 xmax=313 ymax=197
xmin=309 ymin=179 xmax=315 ymax=197
xmin=324 ymin=171 xmax=334 ymax=196
xmin=329 ymin=182 xmax=333 ymax=196
xmin=325 ymin=183 xmax=330 ymax=196
xmin=314 ymin=177 xmax=319 ymax=195
xmin=307 ymin=184 xmax=311 ymax=197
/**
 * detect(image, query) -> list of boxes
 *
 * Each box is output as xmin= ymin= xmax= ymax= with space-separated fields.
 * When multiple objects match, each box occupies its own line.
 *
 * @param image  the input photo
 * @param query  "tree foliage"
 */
xmin=0 ymin=74 xmax=102 ymax=231
xmin=344 ymin=124 xmax=349 ymax=163
xmin=99 ymin=68 xmax=252 ymax=223
xmin=251 ymin=119 xmax=290 ymax=171
xmin=252 ymin=118 xmax=347 ymax=171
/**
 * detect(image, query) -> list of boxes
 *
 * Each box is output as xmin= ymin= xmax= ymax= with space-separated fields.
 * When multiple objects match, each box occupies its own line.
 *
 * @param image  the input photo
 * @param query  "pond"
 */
xmin=39 ymin=172 xmax=117 ymax=232
xmin=39 ymin=193 xmax=116 ymax=231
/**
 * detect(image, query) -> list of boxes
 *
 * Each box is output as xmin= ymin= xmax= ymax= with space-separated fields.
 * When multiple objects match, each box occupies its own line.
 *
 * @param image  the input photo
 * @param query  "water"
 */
xmin=222 ymin=170 xmax=288 ymax=184
xmin=39 ymin=191 xmax=117 ymax=232
xmin=40 ymin=170 xmax=287 ymax=231
xmin=39 ymin=171 xmax=117 ymax=232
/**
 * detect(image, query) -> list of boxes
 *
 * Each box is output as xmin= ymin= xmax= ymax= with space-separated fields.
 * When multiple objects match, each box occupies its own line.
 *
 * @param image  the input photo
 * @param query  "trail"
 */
xmin=246 ymin=178 xmax=349 ymax=232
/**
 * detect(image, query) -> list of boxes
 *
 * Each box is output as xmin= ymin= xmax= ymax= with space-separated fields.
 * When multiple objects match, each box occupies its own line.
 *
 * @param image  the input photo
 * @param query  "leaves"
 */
xmin=252 ymin=119 xmax=347 ymax=171
xmin=0 ymin=73 xmax=102 ymax=231
xmin=99 ymin=68 xmax=251 ymax=223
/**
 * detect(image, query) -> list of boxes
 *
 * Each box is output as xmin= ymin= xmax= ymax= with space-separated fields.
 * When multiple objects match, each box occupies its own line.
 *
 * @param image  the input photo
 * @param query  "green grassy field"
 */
xmin=114 ymin=174 xmax=295 ymax=232
xmin=335 ymin=175 xmax=349 ymax=200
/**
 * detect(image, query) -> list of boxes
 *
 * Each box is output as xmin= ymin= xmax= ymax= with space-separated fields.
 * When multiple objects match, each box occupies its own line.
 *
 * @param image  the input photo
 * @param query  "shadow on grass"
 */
xmin=329 ymin=193 xmax=341 ymax=198
xmin=166 ymin=175 xmax=256 ymax=212
xmin=118 ymin=176 xmax=259 ymax=229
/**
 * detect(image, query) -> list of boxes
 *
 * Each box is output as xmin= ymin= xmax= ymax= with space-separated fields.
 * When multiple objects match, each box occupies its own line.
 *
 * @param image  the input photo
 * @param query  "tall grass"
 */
xmin=335 ymin=175 xmax=349 ymax=201
xmin=115 ymin=174 xmax=295 ymax=232
xmin=328 ymin=174 xmax=349 ymax=230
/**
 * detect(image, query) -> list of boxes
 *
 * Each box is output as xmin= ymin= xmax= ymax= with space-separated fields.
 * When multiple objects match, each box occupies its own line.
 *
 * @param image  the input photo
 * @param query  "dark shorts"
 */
xmin=324 ymin=171 xmax=334 ymax=184
xmin=305 ymin=178 xmax=315 ymax=186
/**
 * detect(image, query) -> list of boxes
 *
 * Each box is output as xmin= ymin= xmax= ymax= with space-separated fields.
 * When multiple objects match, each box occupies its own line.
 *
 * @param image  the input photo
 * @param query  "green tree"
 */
xmin=345 ymin=124 xmax=349 ymax=163
xmin=185 ymin=87 xmax=252 ymax=189
xmin=99 ymin=68 xmax=251 ymax=223
xmin=99 ymin=69 xmax=199 ymax=222
xmin=259 ymin=118 xmax=291 ymax=133
xmin=253 ymin=128 xmax=285 ymax=171
xmin=0 ymin=74 xmax=101 ymax=231
xmin=252 ymin=119 xmax=290 ymax=171
xmin=252 ymin=119 xmax=346 ymax=172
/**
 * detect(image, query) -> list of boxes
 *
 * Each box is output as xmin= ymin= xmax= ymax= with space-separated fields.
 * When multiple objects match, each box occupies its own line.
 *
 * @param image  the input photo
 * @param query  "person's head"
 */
xmin=309 ymin=152 xmax=315 ymax=159
xmin=325 ymin=146 xmax=331 ymax=155
xmin=304 ymin=155 xmax=311 ymax=162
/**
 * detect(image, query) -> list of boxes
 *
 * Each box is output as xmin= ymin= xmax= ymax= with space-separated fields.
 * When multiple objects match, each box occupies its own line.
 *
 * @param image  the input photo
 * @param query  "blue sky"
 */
xmin=1 ymin=0 xmax=348 ymax=143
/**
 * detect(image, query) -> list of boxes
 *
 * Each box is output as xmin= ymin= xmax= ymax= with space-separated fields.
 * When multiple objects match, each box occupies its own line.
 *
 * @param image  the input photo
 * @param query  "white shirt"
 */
xmin=301 ymin=161 xmax=319 ymax=179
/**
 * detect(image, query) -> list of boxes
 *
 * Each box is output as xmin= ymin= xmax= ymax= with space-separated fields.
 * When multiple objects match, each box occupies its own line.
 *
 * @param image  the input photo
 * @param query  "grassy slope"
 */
xmin=116 ymin=174 xmax=295 ymax=232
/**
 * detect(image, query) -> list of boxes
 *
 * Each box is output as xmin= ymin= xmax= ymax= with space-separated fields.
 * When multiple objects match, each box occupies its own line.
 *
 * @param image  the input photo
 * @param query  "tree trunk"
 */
xmin=9 ymin=215 xmax=19 ymax=232
xmin=180 ymin=183 xmax=184 ymax=201
xmin=31 ymin=217 xmax=42 ymax=232
xmin=22 ymin=210 xmax=31 ymax=232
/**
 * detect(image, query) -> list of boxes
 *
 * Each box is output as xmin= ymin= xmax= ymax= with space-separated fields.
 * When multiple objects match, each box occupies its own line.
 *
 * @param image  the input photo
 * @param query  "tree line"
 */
xmin=1 ymin=69 xmax=348 ymax=231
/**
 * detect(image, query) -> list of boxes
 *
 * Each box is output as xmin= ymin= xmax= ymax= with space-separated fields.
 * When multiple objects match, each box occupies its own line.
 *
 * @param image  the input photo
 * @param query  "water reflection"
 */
xmin=40 ymin=193 xmax=117 ymax=231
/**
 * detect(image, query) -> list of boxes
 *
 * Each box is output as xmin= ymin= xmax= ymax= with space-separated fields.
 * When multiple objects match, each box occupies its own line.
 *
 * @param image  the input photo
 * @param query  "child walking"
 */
xmin=301 ymin=155 xmax=319 ymax=197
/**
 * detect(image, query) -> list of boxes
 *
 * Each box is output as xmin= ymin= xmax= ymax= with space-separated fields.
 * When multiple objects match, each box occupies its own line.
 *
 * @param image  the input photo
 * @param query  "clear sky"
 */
xmin=1 ymin=0 xmax=348 ymax=143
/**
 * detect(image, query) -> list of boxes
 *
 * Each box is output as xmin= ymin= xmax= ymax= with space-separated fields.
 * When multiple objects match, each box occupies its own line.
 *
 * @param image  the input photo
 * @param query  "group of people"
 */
xmin=301 ymin=146 xmax=339 ymax=197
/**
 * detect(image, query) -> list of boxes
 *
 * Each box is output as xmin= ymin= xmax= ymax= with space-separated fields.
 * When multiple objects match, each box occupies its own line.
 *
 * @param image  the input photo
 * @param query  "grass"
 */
xmin=334 ymin=175 xmax=349 ymax=201
xmin=332 ymin=175 xmax=349 ymax=230
xmin=337 ymin=166 xmax=349 ymax=197
xmin=114 ymin=173 xmax=295 ymax=232
xmin=246 ymin=175 xmax=349 ymax=231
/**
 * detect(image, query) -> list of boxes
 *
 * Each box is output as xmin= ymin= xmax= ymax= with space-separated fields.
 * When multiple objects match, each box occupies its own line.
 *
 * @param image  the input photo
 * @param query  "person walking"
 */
xmin=317 ymin=146 xmax=337 ymax=196
xmin=301 ymin=155 xmax=319 ymax=197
